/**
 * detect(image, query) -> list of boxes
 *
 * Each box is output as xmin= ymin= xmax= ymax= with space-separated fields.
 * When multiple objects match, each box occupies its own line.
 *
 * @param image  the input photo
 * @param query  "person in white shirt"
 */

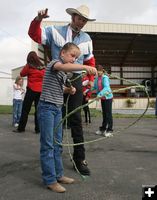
xmin=12 ymin=76 xmax=25 ymax=127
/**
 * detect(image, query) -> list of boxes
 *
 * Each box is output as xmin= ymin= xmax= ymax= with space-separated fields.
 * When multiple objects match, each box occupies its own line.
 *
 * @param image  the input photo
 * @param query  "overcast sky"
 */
xmin=1 ymin=0 xmax=157 ymax=74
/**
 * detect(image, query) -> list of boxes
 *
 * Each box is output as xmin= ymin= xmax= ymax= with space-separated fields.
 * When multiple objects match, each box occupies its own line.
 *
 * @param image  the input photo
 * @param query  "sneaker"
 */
xmin=95 ymin=130 xmax=103 ymax=135
xmin=102 ymin=130 xmax=106 ymax=136
xmin=57 ymin=176 xmax=75 ymax=184
xmin=47 ymin=182 xmax=66 ymax=193
xmin=74 ymin=160 xmax=91 ymax=176
xmin=14 ymin=123 xmax=19 ymax=128
xmin=104 ymin=131 xmax=113 ymax=137
xmin=107 ymin=130 xmax=113 ymax=133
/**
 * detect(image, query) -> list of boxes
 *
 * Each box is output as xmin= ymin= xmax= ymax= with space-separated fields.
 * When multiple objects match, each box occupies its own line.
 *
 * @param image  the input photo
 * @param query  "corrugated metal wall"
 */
xmin=42 ymin=21 xmax=157 ymax=35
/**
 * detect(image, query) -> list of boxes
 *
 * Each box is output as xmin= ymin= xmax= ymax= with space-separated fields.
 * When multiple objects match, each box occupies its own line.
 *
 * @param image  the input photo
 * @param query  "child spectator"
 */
xmin=92 ymin=65 xmax=113 ymax=137
xmin=12 ymin=76 xmax=24 ymax=127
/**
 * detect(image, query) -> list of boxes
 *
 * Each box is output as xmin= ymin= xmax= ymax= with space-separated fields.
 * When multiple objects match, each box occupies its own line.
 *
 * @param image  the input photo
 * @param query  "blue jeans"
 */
xmin=38 ymin=100 xmax=64 ymax=185
xmin=155 ymin=96 xmax=157 ymax=116
xmin=100 ymin=98 xmax=113 ymax=131
xmin=13 ymin=99 xmax=23 ymax=125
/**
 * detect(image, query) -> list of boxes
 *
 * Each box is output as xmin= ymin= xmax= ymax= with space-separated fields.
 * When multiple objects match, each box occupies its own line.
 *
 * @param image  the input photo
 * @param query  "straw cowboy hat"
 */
xmin=66 ymin=5 xmax=96 ymax=21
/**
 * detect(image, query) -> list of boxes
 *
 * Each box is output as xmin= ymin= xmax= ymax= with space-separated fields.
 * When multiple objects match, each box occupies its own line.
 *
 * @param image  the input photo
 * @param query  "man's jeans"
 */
xmin=13 ymin=99 xmax=23 ymax=125
xmin=63 ymin=74 xmax=85 ymax=162
xmin=38 ymin=100 xmax=64 ymax=185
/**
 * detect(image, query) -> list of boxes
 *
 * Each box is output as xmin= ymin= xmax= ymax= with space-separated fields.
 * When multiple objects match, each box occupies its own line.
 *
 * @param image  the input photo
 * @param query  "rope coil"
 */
xmin=54 ymin=73 xmax=150 ymax=147
xmin=54 ymin=73 xmax=150 ymax=179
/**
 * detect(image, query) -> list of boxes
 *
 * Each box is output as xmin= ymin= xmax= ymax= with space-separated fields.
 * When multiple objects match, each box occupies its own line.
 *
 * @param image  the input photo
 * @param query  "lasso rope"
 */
xmin=64 ymin=94 xmax=86 ymax=180
xmin=54 ymin=74 xmax=150 ymax=147
xmin=54 ymin=72 xmax=150 ymax=179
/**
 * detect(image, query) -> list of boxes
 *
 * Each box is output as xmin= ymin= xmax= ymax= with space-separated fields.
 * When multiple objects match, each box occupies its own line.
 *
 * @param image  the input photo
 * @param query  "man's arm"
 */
xmin=28 ymin=8 xmax=49 ymax=44
xmin=28 ymin=19 xmax=42 ymax=44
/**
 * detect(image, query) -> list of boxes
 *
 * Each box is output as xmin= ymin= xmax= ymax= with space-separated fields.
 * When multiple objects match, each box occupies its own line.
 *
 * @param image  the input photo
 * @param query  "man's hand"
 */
xmin=36 ymin=8 xmax=49 ymax=21
xmin=89 ymin=80 xmax=94 ymax=87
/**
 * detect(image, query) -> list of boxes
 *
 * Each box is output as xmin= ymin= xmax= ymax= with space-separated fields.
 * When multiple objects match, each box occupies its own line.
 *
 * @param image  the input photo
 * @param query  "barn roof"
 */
xmin=42 ymin=21 xmax=157 ymax=68
xmin=90 ymin=32 xmax=157 ymax=67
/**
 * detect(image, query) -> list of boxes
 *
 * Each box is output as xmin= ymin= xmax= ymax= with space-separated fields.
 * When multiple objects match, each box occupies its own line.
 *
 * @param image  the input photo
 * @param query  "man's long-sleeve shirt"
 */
xmin=28 ymin=19 xmax=95 ymax=81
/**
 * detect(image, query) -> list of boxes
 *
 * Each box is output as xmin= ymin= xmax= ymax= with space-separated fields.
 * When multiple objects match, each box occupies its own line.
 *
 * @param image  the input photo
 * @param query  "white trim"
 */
xmin=78 ymin=40 xmax=93 ymax=56
xmin=51 ymin=26 xmax=65 ymax=47
xmin=41 ymin=28 xmax=47 ymax=45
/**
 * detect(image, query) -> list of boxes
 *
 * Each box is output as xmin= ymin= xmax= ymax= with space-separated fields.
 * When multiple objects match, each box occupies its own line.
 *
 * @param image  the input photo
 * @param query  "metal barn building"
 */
xmin=31 ymin=21 xmax=157 ymax=98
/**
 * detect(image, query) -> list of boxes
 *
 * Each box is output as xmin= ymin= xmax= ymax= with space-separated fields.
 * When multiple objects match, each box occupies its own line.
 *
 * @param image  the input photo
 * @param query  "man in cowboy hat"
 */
xmin=28 ymin=5 xmax=96 ymax=177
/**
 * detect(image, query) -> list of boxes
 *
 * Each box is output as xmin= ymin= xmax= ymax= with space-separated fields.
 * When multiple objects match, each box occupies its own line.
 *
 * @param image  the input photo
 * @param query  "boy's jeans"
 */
xmin=38 ymin=100 xmax=64 ymax=185
xmin=13 ymin=99 xmax=23 ymax=125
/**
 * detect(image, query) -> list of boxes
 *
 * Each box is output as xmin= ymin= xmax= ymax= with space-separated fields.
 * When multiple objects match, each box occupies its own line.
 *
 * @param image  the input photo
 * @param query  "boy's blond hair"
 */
xmin=60 ymin=42 xmax=81 ymax=58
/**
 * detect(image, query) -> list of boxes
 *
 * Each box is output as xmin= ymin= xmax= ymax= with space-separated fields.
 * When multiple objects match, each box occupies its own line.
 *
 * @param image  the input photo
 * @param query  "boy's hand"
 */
xmin=84 ymin=66 xmax=97 ymax=76
xmin=69 ymin=86 xmax=76 ymax=95
xmin=36 ymin=8 xmax=49 ymax=21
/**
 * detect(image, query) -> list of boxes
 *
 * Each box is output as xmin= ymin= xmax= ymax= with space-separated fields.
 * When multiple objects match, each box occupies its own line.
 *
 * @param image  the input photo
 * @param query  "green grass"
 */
xmin=0 ymin=105 xmax=155 ymax=118
xmin=113 ymin=113 xmax=155 ymax=118
xmin=0 ymin=105 xmax=35 ymax=114
xmin=0 ymin=105 xmax=12 ymax=114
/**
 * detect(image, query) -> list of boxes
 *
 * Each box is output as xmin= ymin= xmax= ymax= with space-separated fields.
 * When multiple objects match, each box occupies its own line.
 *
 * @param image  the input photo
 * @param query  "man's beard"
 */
xmin=70 ymin=25 xmax=80 ymax=33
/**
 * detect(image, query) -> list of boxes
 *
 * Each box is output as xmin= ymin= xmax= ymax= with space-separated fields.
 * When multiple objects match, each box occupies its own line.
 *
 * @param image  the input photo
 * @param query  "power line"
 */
xmin=0 ymin=28 xmax=30 ymax=47
xmin=0 ymin=71 xmax=11 ymax=75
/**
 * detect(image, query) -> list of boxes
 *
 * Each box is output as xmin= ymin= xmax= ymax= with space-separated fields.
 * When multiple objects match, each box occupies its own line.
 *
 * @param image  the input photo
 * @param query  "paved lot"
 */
xmin=0 ymin=114 xmax=157 ymax=200
xmin=112 ymin=108 xmax=155 ymax=115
